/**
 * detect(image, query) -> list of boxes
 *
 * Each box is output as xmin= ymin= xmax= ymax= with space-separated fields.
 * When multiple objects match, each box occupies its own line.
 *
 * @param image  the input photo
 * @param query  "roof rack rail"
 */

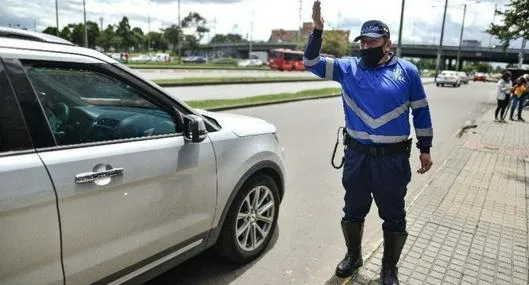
xmin=0 ymin=27 xmax=74 ymax=46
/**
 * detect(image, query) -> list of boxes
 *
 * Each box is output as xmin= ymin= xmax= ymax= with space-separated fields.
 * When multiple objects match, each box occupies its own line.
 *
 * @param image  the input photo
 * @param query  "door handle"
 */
xmin=75 ymin=167 xmax=124 ymax=184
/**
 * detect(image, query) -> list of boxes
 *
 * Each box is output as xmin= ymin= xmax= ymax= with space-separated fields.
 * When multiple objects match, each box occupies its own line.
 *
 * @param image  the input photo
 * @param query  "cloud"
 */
xmin=149 ymin=0 xmax=242 ymax=3
xmin=0 ymin=0 xmax=514 ymax=48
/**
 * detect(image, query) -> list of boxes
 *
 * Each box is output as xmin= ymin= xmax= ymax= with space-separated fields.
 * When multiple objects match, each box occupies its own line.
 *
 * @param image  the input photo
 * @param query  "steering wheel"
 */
xmin=45 ymin=103 xmax=70 ymax=141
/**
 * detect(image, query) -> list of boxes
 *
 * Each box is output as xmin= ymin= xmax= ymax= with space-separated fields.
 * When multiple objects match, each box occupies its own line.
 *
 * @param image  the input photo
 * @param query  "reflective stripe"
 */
xmin=325 ymin=58 xmax=334 ymax=80
xmin=410 ymin=98 xmax=429 ymax=109
xmin=342 ymin=92 xmax=409 ymax=129
xmin=347 ymin=129 xmax=408 ymax=143
xmin=303 ymin=56 xmax=320 ymax=67
xmin=415 ymin=128 xmax=433 ymax=136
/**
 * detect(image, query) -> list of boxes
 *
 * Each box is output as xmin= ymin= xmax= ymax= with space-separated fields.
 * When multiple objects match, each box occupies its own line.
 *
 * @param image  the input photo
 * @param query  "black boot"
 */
xmin=335 ymin=220 xmax=364 ymax=278
xmin=380 ymin=231 xmax=408 ymax=285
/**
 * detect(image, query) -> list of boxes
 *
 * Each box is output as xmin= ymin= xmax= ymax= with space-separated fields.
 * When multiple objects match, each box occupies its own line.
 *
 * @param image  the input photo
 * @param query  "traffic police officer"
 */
xmin=304 ymin=1 xmax=434 ymax=284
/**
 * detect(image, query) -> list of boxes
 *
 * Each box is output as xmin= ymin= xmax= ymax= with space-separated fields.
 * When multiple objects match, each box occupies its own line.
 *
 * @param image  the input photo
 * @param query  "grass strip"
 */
xmin=128 ymin=64 xmax=270 ymax=70
xmin=185 ymin=87 xmax=342 ymax=110
xmin=153 ymin=76 xmax=320 ymax=86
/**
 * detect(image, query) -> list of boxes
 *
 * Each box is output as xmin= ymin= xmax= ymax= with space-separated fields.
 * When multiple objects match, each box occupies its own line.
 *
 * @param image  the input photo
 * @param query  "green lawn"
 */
xmin=185 ymin=87 xmax=342 ymax=110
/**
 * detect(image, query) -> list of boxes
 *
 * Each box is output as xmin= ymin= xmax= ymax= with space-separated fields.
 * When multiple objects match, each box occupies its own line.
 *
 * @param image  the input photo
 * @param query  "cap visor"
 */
xmin=354 ymin=33 xmax=384 ymax=42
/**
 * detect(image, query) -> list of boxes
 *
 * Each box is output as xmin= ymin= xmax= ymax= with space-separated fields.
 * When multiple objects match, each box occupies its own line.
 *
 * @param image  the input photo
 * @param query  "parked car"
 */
xmin=129 ymin=54 xmax=152 ymax=63
xmin=457 ymin=71 xmax=469 ymax=84
xmin=436 ymin=70 xmax=461 ymax=87
xmin=0 ymin=27 xmax=286 ymax=285
xmin=182 ymin=56 xmax=207 ymax=63
xmin=473 ymin=72 xmax=489 ymax=82
xmin=237 ymin=57 xmax=265 ymax=67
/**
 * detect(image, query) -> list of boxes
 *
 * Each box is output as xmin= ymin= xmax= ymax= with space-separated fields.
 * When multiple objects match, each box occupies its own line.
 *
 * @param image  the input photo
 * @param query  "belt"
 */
xmin=344 ymin=133 xmax=412 ymax=157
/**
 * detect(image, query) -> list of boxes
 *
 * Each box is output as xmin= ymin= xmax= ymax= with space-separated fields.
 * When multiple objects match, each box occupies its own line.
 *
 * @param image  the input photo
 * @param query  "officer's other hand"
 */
xmin=417 ymin=153 xmax=433 ymax=174
xmin=312 ymin=0 xmax=324 ymax=30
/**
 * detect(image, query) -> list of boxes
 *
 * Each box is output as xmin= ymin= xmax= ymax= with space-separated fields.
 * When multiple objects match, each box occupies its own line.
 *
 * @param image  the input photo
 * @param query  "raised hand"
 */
xmin=312 ymin=0 xmax=324 ymax=30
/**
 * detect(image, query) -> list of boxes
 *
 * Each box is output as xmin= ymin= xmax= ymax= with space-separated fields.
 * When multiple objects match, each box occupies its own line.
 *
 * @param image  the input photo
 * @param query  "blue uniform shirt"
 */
xmin=304 ymin=29 xmax=433 ymax=153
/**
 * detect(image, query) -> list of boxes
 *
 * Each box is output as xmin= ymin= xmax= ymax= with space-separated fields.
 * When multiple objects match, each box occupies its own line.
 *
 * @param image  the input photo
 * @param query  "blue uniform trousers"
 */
xmin=342 ymin=146 xmax=412 ymax=232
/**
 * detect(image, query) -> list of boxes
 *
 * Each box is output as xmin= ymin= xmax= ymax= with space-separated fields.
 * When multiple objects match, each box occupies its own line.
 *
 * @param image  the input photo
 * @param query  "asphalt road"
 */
xmin=162 ymin=78 xmax=435 ymax=101
xmin=147 ymin=82 xmax=496 ymax=285
xmin=134 ymin=69 xmax=315 ymax=80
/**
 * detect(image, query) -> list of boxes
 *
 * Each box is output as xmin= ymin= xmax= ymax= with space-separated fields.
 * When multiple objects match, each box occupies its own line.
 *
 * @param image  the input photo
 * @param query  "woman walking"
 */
xmin=495 ymin=71 xmax=512 ymax=122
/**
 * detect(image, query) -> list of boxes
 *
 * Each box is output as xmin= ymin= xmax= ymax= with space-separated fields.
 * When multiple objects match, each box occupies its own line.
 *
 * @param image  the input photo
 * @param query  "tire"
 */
xmin=214 ymin=173 xmax=280 ymax=263
xmin=436 ymin=83 xmax=440 ymax=87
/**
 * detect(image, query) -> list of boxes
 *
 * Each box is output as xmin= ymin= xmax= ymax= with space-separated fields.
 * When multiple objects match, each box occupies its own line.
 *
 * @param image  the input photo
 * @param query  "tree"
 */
xmin=131 ymin=27 xmax=145 ymax=51
xmin=59 ymin=26 xmax=72 ymax=42
xmin=96 ymin=25 xmax=121 ymax=52
xmin=181 ymin=12 xmax=209 ymax=50
xmin=146 ymin=32 xmax=168 ymax=51
xmin=163 ymin=25 xmax=182 ymax=53
xmin=487 ymin=0 xmax=529 ymax=49
xmin=210 ymin=33 xmax=247 ymax=44
xmin=115 ymin=17 xmax=134 ymax=51
xmin=42 ymin=27 xmax=58 ymax=36
xmin=321 ymin=31 xmax=350 ymax=57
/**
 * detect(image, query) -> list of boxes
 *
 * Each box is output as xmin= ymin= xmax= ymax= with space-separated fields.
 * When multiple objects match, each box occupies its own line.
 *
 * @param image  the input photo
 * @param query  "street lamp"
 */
xmin=456 ymin=4 xmax=467 ymax=71
xmin=83 ymin=0 xmax=88 ymax=47
xmin=55 ymin=0 xmax=59 ymax=36
xmin=435 ymin=0 xmax=449 ymax=77
xmin=178 ymin=0 xmax=182 ymax=64
xmin=397 ymin=0 xmax=405 ymax=57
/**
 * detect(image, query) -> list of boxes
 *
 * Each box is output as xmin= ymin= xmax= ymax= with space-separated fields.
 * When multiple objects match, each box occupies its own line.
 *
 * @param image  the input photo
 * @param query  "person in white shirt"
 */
xmin=495 ymin=71 xmax=512 ymax=122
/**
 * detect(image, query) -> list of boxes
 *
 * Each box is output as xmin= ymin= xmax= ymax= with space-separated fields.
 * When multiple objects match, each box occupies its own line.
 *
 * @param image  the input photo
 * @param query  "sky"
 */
xmin=1 ymin=0 xmax=517 ymax=48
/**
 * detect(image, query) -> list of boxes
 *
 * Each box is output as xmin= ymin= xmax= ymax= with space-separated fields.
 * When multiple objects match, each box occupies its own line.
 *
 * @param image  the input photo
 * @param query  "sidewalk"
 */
xmin=349 ymin=108 xmax=529 ymax=285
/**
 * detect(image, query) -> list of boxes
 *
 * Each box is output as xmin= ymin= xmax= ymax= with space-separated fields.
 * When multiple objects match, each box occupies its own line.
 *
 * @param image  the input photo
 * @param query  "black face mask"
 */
xmin=360 ymin=45 xmax=385 ymax=68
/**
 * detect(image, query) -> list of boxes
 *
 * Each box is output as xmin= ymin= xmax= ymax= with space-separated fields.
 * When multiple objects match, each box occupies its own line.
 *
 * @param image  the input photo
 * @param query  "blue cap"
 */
xmin=354 ymin=20 xmax=390 ymax=42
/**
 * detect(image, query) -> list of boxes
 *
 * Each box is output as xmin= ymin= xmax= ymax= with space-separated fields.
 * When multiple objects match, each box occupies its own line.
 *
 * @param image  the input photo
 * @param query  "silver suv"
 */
xmin=0 ymin=28 xmax=286 ymax=285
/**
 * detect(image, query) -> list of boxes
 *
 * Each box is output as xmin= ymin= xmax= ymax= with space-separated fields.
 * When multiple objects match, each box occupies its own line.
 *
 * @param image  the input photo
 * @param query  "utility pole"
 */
xmin=435 ymin=0 xmax=449 ymax=76
xmin=456 ymin=4 xmax=467 ymax=71
xmin=249 ymin=12 xmax=253 ymax=56
xmin=83 ymin=0 xmax=88 ymax=47
xmin=489 ymin=3 xmax=497 ymax=47
xmin=99 ymin=17 xmax=103 ymax=31
xmin=178 ymin=0 xmax=182 ymax=64
xmin=34 ymin=19 xmax=37 ymax=32
xmin=397 ymin=0 xmax=405 ymax=57
xmin=55 ymin=0 xmax=59 ymax=35
xmin=297 ymin=0 xmax=302 ymax=44
xmin=519 ymin=37 xmax=526 ymax=69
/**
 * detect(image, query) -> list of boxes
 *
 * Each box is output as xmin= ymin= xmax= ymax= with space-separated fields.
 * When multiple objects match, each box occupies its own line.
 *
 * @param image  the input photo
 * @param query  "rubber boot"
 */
xmin=380 ymin=231 xmax=408 ymax=285
xmin=335 ymin=220 xmax=364 ymax=278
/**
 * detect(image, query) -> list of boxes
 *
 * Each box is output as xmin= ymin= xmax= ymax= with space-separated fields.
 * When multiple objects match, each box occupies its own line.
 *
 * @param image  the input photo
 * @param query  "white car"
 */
xmin=130 ymin=54 xmax=151 ymax=63
xmin=436 ymin=70 xmax=461 ymax=87
xmin=0 ymin=27 xmax=286 ymax=285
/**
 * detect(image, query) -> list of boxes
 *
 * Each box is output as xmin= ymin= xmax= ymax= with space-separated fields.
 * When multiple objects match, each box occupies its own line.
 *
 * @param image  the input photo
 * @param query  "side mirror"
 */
xmin=183 ymin=114 xmax=207 ymax=143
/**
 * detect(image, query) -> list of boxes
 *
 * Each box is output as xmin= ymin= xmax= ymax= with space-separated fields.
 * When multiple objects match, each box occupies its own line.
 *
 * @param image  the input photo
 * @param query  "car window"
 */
xmin=24 ymin=65 xmax=178 ymax=146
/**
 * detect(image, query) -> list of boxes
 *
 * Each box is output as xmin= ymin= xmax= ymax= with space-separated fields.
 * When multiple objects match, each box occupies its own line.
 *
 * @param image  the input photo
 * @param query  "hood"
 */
xmin=197 ymin=109 xmax=276 ymax=137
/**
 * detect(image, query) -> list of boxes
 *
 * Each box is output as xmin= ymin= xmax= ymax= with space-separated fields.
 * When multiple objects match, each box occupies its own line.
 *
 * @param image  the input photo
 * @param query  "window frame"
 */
xmin=5 ymin=56 xmax=195 ymax=151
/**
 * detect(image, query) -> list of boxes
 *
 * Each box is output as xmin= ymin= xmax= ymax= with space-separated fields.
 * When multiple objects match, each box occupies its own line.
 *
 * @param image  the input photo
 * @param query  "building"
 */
xmin=268 ymin=22 xmax=350 ymax=43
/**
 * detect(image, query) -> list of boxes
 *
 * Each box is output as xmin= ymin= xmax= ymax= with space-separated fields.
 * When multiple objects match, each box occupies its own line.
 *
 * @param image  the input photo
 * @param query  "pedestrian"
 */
xmin=304 ymin=1 xmax=433 ymax=284
xmin=495 ymin=71 xmax=512 ymax=122
xmin=510 ymin=76 xmax=527 ymax=121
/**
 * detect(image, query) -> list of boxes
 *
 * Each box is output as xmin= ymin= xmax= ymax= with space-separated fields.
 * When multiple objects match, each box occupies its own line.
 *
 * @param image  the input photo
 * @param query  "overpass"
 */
xmin=195 ymin=42 xmax=528 ymax=69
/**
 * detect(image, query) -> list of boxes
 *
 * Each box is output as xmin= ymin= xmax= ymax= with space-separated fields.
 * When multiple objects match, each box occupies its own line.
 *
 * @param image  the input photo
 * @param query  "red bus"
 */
xmin=268 ymin=48 xmax=334 ymax=71
xmin=268 ymin=49 xmax=306 ymax=71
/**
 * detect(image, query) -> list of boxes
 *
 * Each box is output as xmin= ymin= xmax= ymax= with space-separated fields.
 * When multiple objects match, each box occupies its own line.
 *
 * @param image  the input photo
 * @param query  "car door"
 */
xmin=5 ymin=54 xmax=217 ymax=284
xmin=0 ymin=58 xmax=63 ymax=285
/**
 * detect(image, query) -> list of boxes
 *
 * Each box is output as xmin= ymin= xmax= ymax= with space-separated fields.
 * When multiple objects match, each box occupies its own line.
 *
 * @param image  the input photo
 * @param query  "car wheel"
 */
xmin=215 ymin=173 xmax=280 ymax=263
xmin=436 ymin=83 xmax=440 ymax=87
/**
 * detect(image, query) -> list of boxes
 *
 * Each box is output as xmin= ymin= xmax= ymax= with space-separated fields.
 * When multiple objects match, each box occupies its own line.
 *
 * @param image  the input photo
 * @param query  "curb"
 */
xmin=200 ymin=93 xmax=342 ymax=111
xmin=200 ymin=80 xmax=435 ymax=111
xmin=129 ymin=65 xmax=271 ymax=71
xmin=155 ymin=78 xmax=320 ymax=87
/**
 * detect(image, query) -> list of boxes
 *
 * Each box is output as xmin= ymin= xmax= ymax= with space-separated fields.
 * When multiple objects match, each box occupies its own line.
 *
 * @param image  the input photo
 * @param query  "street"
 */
xmin=147 ymin=82 xmax=496 ymax=285
xmin=134 ymin=69 xmax=315 ymax=80
xmin=161 ymin=78 xmax=434 ymax=101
